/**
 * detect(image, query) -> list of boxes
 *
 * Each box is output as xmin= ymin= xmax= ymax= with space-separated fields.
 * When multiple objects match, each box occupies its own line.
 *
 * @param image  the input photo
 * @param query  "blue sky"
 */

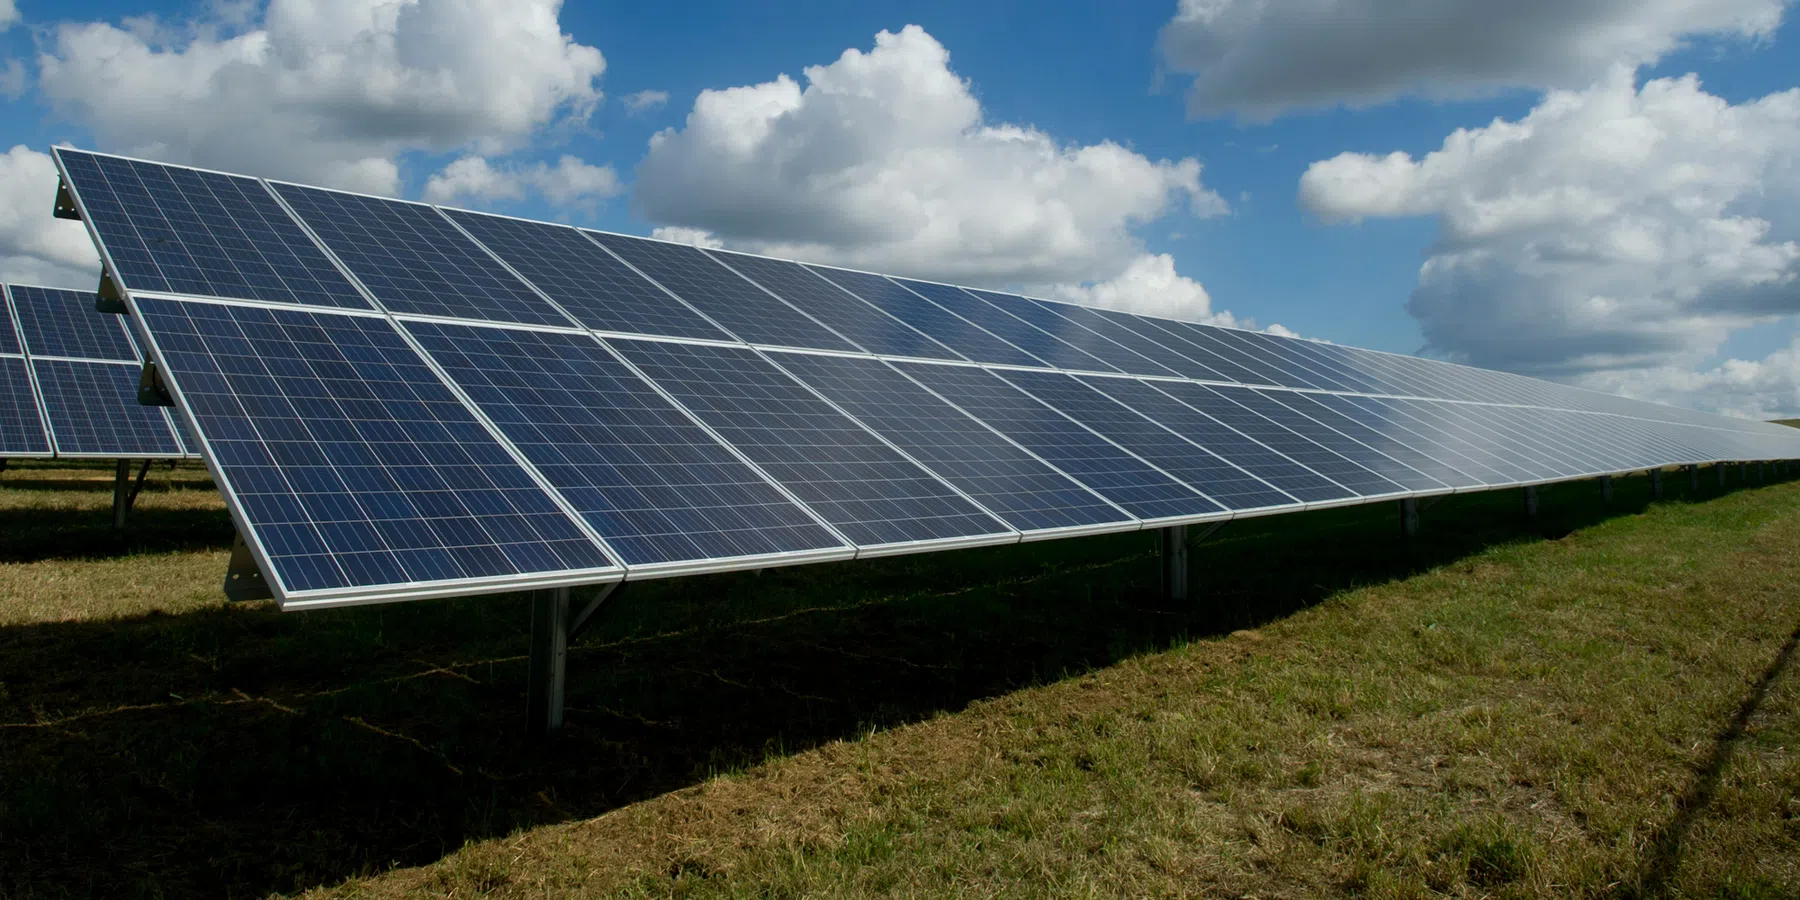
xmin=1 ymin=0 xmax=1797 ymax=416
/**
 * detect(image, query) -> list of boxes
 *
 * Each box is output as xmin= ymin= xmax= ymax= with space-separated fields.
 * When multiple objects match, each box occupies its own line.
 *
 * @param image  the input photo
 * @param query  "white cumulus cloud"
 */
xmin=38 ymin=0 xmax=606 ymax=195
xmin=425 ymin=154 xmax=621 ymax=207
xmin=622 ymin=89 xmax=669 ymax=114
xmin=1299 ymin=67 xmax=1800 ymax=411
xmin=0 ymin=0 xmax=17 ymax=30
xmin=0 ymin=145 xmax=103 ymax=288
xmin=634 ymin=25 xmax=1232 ymax=321
xmin=1161 ymin=0 xmax=1788 ymax=119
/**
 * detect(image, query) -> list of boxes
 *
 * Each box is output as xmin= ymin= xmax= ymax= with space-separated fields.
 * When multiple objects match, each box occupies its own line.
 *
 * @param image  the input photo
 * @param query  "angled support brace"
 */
xmin=53 ymin=178 xmax=81 ymax=220
xmin=110 ymin=459 xmax=149 ymax=529
xmin=95 ymin=270 xmax=128 ymax=315
xmin=224 ymin=531 xmax=274 ymax=601
xmin=528 ymin=582 xmax=623 ymax=736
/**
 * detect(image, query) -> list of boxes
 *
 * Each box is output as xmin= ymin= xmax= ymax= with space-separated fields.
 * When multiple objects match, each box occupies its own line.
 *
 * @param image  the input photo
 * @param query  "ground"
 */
xmin=1 ymin=459 xmax=1797 ymax=898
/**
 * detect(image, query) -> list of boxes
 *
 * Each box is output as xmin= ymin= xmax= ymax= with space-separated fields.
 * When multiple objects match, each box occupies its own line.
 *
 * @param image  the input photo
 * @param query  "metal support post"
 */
xmin=1400 ymin=498 xmax=1420 ymax=538
xmin=527 ymin=587 xmax=572 ymax=736
xmin=1687 ymin=465 xmax=1697 ymax=491
xmin=1649 ymin=468 xmax=1663 ymax=500
xmin=1719 ymin=462 xmax=1728 ymax=488
xmin=525 ymin=583 xmax=620 ymax=736
xmin=110 ymin=459 xmax=153 ymax=529
xmin=1599 ymin=475 xmax=1613 ymax=502
xmin=1759 ymin=462 xmax=1767 ymax=484
xmin=1523 ymin=485 xmax=1539 ymax=518
xmin=1740 ymin=462 xmax=1747 ymax=482
xmin=1160 ymin=525 xmax=1189 ymax=603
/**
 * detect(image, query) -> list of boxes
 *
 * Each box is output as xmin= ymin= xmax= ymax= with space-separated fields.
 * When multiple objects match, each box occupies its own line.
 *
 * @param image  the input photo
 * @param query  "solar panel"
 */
xmin=51 ymin=149 xmax=369 ymax=309
xmin=8 ymin=285 xmax=137 ymax=361
xmin=610 ymin=339 xmax=1015 ymax=550
xmin=893 ymin=362 xmax=1227 ymax=524
xmin=0 ymin=288 xmax=19 ymax=355
xmin=1143 ymin=319 xmax=1291 ymax=386
xmin=402 ymin=321 xmax=852 ymax=571
xmin=808 ymin=267 xmax=1047 ymax=368
xmin=1304 ymin=393 xmax=1516 ymax=485
xmin=1039 ymin=302 xmax=1230 ymax=381
xmin=705 ymin=250 xmax=963 ymax=361
xmin=33 ymin=359 xmax=184 ymax=456
xmin=271 ymin=183 xmax=573 ymax=326
xmin=586 ymin=233 xmax=860 ymax=352
xmin=894 ymin=280 xmax=1120 ymax=373
xmin=0 ymin=356 xmax=51 ymax=455
xmin=442 ymin=210 xmax=735 ymax=342
xmin=993 ymin=368 xmax=1297 ymax=512
xmin=1249 ymin=388 xmax=1469 ymax=491
xmin=133 ymin=297 xmax=615 ymax=600
xmin=768 ymin=350 xmax=1134 ymax=535
xmin=1077 ymin=375 xmax=1353 ymax=504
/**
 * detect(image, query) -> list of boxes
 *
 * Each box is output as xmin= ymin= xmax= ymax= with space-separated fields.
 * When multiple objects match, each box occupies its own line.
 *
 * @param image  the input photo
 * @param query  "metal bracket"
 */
xmin=224 ymin=532 xmax=274 ymax=602
xmin=137 ymin=361 xmax=174 ymax=407
xmin=569 ymin=581 xmax=621 ymax=642
xmin=96 ymin=270 xmax=127 ymax=314
xmin=1187 ymin=521 xmax=1226 ymax=545
xmin=54 ymin=178 xmax=81 ymax=220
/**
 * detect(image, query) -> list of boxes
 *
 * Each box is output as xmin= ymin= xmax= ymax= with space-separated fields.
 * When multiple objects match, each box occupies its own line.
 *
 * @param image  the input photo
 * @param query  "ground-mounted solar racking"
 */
xmin=1 ymin=282 xmax=201 ymax=525
xmin=48 ymin=146 xmax=1800 ymax=732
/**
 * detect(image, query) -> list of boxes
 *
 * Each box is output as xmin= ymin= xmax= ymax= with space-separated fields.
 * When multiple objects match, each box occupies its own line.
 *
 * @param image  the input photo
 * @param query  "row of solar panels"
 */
xmin=50 ymin=148 xmax=1800 ymax=610
xmin=0 ymin=284 xmax=196 ymax=458
xmin=49 ymin=149 xmax=1790 ymax=441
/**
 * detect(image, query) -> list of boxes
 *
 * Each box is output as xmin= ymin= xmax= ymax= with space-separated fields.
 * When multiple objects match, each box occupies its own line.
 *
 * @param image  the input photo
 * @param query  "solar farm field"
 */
xmin=4 ymin=459 xmax=1798 ymax=897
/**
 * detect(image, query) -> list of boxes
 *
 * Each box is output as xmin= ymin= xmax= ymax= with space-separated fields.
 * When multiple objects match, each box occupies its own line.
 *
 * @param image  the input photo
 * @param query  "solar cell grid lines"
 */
xmin=962 ymin=288 xmax=1179 ymax=377
xmin=768 ymin=351 xmax=1134 ymax=535
xmin=807 ymin=267 xmax=1047 ymax=368
xmin=441 ymin=210 xmax=735 ymax=342
xmin=609 ymin=339 xmax=1015 ymax=550
xmin=703 ymin=250 xmax=962 ymax=361
xmin=34 ymin=359 xmax=184 ymax=457
xmin=9 ymin=284 xmax=138 ymax=361
xmin=134 ymin=297 xmax=614 ymax=600
xmin=52 ymin=149 xmax=370 ymax=309
xmin=1050 ymin=303 xmax=1229 ymax=381
xmin=402 ymin=322 xmax=850 ymax=570
xmin=1076 ymin=374 xmax=1353 ymax=504
xmin=586 ymin=232 xmax=860 ymax=352
xmin=992 ymin=368 xmax=1296 ymax=513
xmin=894 ymin=279 xmax=1119 ymax=373
xmin=0 ymin=356 xmax=50 ymax=455
xmin=893 ymin=362 xmax=1227 ymax=524
xmin=271 ymin=183 xmax=573 ymax=326
xmin=0 ymin=291 xmax=19 ymax=355
xmin=1242 ymin=387 xmax=1455 ymax=493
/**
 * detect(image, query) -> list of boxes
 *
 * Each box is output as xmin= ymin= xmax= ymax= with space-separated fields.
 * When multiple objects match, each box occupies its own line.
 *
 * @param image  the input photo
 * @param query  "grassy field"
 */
xmin=2 ymin=459 xmax=1798 ymax=898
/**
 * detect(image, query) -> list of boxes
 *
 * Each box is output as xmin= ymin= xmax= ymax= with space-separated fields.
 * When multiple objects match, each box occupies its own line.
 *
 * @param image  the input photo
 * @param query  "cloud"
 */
xmin=1161 ymin=0 xmax=1788 ymax=119
xmin=648 ymin=226 xmax=723 ymax=249
xmin=1298 ymin=67 xmax=1800 ymax=408
xmin=622 ymin=89 xmax=669 ymax=114
xmin=424 ymin=154 xmax=621 ymax=207
xmin=1044 ymin=253 xmax=1233 ymax=325
xmin=38 ymin=0 xmax=606 ymax=195
xmin=0 ymin=0 xmax=17 ymax=30
xmin=634 ymin=25 xmax=1228 ymax=313
xmin=0 ymin=145 xmax=103 ymax=288
xmin=1587 ymin=340 xmax=1800 ymax=420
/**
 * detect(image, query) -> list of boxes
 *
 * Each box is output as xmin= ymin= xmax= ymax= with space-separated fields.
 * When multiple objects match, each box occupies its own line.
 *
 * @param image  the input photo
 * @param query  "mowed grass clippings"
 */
xmin=0 ymin=460 xmax=1793 ymax=898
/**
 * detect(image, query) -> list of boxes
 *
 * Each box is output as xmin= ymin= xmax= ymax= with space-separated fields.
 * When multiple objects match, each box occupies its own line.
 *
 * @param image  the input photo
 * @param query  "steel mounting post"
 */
xmin=1649 ymin=468 xmax=1663 ymax=500
xmin=1686 ymin=465 xmax=1697 ymax=491
xmin=1599 ymin=475 xmax=1614 ymax=503
xmin=111 ymin=459 xmax=152 ymax=529
xmin=1719 ymin=462 xmax=1728 ymax=488
xmin=1400 ymin=498 xmax=1420 ymax=538
xmin=527 ymin=582 xmax=621 ymax=736
xmin=1160 ymin=525 xmax=1189 ymax=603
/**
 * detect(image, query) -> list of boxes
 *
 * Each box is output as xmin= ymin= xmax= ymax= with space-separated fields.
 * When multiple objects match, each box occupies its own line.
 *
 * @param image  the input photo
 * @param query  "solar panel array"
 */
xmin=50 ymin=147 xmax=1800 ymax=610
xmin=1 ymin=283 xmax=197 ymax=458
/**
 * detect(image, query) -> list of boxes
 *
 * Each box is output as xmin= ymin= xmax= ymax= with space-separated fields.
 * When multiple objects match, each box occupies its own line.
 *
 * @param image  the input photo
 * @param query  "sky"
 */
xmin=0 ymin=0 xmax=1797 ymax=418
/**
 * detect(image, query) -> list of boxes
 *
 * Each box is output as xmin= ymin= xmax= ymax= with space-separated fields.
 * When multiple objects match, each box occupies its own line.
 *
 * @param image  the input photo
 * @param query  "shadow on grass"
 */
xmin=0 ymin=469 xmax=1770 ymax=898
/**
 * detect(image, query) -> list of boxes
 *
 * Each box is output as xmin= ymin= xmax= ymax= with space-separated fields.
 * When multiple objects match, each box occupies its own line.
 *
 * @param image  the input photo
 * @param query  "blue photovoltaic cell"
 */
xmin=169 ymin=412 xmax=200 ymax=456
xmin=9 ymin=285 xmax=137 ymax=361
xmin=586 ymin=233 xmax=859 ymax=352
xmin=133 ymin=298 xmax=612 ymax=595
xmin=610 ymin=339 xmax=1012 ymax=548
xmin=443 ymin=210 xmax=734 ymax=342
xmin=273 ymin=184 xmax=571 ymax=326
xmin=1329 ymin=395 xmax=1540 ymax=484
xmin=1149 ymin=381 xmax=1394 ymax=498
xmin=995 ymin=368 xmax=1294 ymax=511
xmin=0 ymin=356 xmax=49 ymax=453
xmin=53 ymin=150 xmax=369 ymax=309
xmin=0 ymin=289 xmax=18 ymax=355
xmin=810 ymin=267 xmax=1046 ymax=368
xmin=962 ymin=289 xmax=1180 ymax=377
xmin=1048 ymin=303 xmax=1228 ymax=381
xmin=770 ymin=351 xmax=1132 ymax=533
xmin=1393 ymin=400 xmax=1583 ymax=480
xmin=405 ymin=322 xmax=847 ymax=566
xmin=1183 ymin=384 xmax=1415 ymax=496
xmin=709 ymin=250 xmax=962 ymax=361
xmin=1255 ymin=389 xmax=1481 ymax=490
xmin=1297 ymin=392 xmax=1503 ymax=487
xmin=894 ymin=362 xmax=1223 ymax=522
xmin=1078 ymin=375 xmax=1351 ymax=504
xmin=33 ymin=359 xmax=183 ymax=456
xmin=895 ymin=280 xmax=1119 ymax=373
xmin=1148 ymin=320 xmax=1291 ymax=386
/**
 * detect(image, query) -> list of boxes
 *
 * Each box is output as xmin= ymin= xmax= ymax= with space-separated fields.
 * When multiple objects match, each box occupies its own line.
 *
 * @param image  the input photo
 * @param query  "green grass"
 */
xmin=2 ymin=460 xmax=1798 ymax=898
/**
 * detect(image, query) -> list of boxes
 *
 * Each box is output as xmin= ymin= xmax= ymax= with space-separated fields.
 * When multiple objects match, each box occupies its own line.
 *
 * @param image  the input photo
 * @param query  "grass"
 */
xmin=1 ymin=459 xmax=1797 ymax=898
